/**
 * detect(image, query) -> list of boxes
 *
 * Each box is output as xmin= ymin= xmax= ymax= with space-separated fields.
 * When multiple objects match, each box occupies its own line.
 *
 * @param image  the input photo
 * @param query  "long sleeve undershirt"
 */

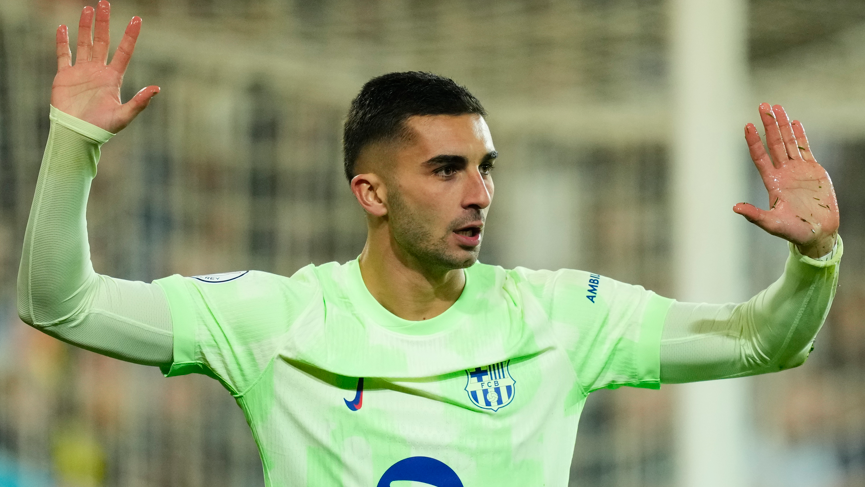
xmin=17 ymin=106 xmax=842 ymax=382
xmin=17 ymin=106 xmax=173 ymax=366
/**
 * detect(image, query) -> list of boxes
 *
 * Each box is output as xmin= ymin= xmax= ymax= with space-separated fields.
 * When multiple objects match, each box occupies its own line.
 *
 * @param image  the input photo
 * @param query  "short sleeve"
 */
xmin=154 ymin=268 xmax=319 ymax=395
xmin=539 ymin=269 xmax=673 ymax=394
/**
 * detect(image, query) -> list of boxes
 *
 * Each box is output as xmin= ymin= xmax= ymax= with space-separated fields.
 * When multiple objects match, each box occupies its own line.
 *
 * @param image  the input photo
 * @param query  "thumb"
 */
xmin=732 ymin=202 xmax=768 ymax=225
xmin=120 ymin=85 xmax=160 ymax=125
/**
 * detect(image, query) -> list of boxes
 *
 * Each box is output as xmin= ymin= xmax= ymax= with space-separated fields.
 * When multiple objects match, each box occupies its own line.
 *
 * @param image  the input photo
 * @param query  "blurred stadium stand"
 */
xmin=1 ymin=0 xmax=865 ymax=486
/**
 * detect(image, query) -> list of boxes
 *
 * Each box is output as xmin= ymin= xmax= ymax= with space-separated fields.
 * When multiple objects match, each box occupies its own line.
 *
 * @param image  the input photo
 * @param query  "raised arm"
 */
xmin=17 ymin=1 xmax=172 ymax=366
xmin=660 ymin=103 xmax=841 ymax=383
xmin=659 ymin=238 xmax=840 ymax=383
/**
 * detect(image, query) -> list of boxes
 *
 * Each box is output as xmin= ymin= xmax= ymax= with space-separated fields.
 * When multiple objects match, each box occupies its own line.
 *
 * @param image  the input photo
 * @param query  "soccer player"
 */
xmin=18 ymin=2 xmax=841 ymax=486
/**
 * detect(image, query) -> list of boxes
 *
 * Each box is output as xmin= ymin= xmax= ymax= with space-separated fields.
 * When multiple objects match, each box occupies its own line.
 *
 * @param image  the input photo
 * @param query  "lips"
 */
xmin=453 ymin=222 xmax=483 ymax=247
xmin=454 ymin=227 xmax=480 ymax=237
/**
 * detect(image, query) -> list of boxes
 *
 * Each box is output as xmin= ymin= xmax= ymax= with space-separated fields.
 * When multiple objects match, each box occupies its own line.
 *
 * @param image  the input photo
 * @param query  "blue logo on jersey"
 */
xmin=586 ymin=273 xmax=600 ymax=303
xmin=464 ymin=360 xmax=515 ymax=412
xmin=344 ymin=377 xmax=363 ymax=411
xmin=377 ymin=456 xmax=463 ymax=486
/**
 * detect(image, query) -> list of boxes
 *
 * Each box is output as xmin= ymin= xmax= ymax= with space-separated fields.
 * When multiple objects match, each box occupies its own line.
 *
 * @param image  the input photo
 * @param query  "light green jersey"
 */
xmin=155 ymin=259 xmax=672 ymax=486
xmin=23 ymin=106 xmax=840 ymax=486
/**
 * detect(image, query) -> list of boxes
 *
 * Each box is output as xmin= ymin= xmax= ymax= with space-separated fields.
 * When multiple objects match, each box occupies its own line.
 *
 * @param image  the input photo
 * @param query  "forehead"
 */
xmin=400 ymin=114 xmax=495 ymax=158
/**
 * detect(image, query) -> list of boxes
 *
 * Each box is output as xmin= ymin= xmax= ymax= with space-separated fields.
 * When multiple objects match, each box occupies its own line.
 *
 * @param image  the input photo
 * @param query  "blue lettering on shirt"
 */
xmin=587 ymin=274 xmax=600 ymax=303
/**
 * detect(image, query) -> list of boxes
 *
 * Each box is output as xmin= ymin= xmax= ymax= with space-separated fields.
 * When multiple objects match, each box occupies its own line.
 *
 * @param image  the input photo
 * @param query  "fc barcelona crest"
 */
xmin=464 ymin=360 xmax=516 ymax=412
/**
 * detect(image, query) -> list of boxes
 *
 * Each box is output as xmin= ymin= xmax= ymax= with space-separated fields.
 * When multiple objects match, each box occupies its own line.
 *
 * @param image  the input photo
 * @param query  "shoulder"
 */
xmin=473 ymin=262 xmax=599 ymax=292
xmin=478 ymin=263 xmax=641 ymax=311
xmin=162 ymin=260 xmax=357 ymax=302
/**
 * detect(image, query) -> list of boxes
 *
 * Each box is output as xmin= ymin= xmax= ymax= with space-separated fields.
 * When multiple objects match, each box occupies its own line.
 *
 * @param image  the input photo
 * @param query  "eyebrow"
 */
xmin=422 ymin=151 xmax=498 ymax=167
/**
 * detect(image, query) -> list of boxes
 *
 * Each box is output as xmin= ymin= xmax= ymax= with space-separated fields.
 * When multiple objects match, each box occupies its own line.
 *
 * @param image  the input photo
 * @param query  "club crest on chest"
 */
xmin=464 ymin=360 xmax=515 ymax=412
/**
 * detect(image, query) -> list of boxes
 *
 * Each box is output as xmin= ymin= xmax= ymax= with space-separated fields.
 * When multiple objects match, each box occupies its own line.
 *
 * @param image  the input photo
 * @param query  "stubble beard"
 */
xmin=387 ymin=188 xmax=481 ymax=271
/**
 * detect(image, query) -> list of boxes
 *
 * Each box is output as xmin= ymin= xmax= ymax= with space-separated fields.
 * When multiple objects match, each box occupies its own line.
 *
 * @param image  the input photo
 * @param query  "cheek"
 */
xmin=393 ymin=187 xmax=440 ymax=225
xmin=409 ymin=183 xmax=449 ymax=214
xmin=418 ymin=195 xmax=457 ymax=235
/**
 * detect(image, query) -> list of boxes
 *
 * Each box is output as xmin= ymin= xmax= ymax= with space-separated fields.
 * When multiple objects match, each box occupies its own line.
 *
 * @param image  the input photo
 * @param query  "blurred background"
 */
xmin=1 ymin=0 xmax=864 ymax=486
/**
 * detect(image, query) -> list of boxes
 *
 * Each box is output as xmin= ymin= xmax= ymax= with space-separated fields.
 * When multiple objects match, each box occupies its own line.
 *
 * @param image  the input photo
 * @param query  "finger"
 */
xmin=109 ymin=16 xmax=141 ymax=75
xmin=745 ymin=123 xmax=774 ymax=176
xmin=791 ymin=120 xmax=816 ymax=163
xmin=772 ymin=105 xmax=802 ymax=161
xmin=119 ymin=86 xmax=160 ymax=126
xmin=75 ymin=6 xmax=94 ymax=63
xmin=733 ymin=202 xmax=778 ymax=233
xmin=56 ymin=25 xmax=72 ymax=70
xmin=759 ymin=102 xmax=787 ymax=167
xmin=91 ymin=0 xmax=111 ymax=64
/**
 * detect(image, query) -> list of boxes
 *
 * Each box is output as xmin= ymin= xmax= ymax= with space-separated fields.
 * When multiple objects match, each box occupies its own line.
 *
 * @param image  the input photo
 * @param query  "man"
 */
xmin=18 ymin=2 xmax=841 ymax=486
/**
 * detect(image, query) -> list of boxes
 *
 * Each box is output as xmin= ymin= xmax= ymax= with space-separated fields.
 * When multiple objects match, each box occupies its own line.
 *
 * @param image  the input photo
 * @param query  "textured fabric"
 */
xmin=17 ymin=105 xmax=173 ymax=366
xmin=19 ymin=106 xmax=843 ymax=486
xmin=155 ymin=261 xmax=671 ymax=486
xmin=659 ymin=238 xmax=842 ymax=383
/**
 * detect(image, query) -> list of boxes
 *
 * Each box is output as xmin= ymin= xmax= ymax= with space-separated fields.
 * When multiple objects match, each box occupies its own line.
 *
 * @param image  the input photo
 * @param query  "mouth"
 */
xmin=453 ymin=223 xmax=483 ymax=247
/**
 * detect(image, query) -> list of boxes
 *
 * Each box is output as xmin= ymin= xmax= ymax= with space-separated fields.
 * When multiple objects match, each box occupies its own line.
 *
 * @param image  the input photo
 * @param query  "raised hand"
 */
xmin=52 ymin=1 xmax=159 ymax=133
xmin=733 ymin=103 xmax=839 ymax=259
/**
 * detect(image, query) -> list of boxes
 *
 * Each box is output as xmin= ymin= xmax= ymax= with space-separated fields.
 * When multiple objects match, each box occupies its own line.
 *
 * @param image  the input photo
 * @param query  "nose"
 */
xmin=463 ymin=166 xmax=492 ymax=210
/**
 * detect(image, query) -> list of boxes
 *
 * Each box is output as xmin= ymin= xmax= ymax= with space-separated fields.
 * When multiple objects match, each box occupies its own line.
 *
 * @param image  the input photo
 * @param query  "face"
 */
xmin=381 ymin=114 xmax=496 ymax=270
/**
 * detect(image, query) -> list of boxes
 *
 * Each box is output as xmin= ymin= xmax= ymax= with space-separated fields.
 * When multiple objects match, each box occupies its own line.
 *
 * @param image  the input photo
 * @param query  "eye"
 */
xmin=436 ymin=165 xmax=458 ymax=178
xmin=480 ymin=162 xmax=496 ymax=175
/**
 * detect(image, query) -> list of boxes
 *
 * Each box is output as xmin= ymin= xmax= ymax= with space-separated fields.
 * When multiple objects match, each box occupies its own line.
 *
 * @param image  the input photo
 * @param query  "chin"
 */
xmin=444 ymin=248 xmax=481 ymax=269
xmin=408 ymin=239 xmax=481 ymax=271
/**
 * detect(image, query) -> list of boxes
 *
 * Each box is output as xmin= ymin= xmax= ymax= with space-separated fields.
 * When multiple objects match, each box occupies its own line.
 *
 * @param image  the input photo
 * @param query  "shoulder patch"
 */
xmin=192 ymin=271 xmax=249 ymax=283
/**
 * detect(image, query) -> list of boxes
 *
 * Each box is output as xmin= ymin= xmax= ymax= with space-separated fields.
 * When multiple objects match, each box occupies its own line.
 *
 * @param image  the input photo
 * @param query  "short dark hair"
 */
xmin=342 ymin=71 xmax=487 ymax=182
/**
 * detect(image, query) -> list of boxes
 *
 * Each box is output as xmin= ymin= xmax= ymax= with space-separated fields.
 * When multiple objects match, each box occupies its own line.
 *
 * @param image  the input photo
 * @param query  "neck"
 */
xmin=358 ymin=233 xmax=466 ymax=322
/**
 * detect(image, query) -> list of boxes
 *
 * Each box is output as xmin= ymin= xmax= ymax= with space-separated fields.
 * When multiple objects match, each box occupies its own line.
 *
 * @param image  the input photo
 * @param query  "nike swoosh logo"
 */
xmin=344 ymin=377 xmax=364 ymax=411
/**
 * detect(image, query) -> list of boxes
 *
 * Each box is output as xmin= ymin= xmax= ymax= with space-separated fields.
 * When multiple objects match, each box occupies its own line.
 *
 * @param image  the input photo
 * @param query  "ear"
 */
xmin=350 ymin=173 xmax=388 ymax=217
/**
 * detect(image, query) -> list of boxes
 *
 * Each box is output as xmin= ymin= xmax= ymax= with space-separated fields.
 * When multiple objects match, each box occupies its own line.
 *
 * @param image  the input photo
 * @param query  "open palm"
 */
xmin=733 ymin=103 xmax=839 ymax=259
xmin=52 ymin=1 xmax=158 ymax=133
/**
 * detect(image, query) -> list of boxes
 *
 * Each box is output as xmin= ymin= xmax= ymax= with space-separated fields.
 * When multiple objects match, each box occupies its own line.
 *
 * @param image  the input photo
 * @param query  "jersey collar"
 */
xmin=345 ymin=258 xmax=479 ymax=336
